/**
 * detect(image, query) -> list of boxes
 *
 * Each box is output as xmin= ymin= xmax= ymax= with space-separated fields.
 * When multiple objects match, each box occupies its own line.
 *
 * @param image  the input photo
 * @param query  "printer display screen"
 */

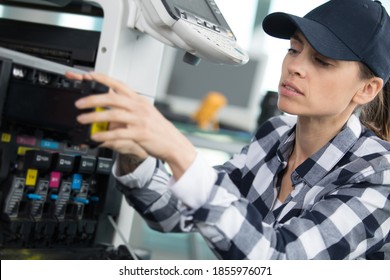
xmin=163 ymin=0 xmax=221 ymax=26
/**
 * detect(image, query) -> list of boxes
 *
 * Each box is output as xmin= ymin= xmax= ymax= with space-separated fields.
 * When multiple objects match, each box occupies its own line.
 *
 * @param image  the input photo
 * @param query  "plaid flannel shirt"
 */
xmin=115 ymin=114 xmax=390 ymax=259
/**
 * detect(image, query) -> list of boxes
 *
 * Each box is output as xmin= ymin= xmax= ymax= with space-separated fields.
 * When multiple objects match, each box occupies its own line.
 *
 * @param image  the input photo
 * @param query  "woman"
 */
xmin=68 ymin=0 xmax=390 ymax=259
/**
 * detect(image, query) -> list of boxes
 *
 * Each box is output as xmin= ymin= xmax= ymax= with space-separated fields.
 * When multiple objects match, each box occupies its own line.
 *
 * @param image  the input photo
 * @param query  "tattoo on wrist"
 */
xmin=118 ymin=155 xmax=145 ymax=175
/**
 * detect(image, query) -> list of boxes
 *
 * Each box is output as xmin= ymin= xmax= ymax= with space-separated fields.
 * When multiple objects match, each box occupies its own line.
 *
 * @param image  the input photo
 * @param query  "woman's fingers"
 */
xmin=66 ymin=70 xmax=140 ymax=102
xmin=66 ymin=71 xmax=197 ymax=178
xmin=93 ymin=128 xmax=149 ymax=158
xmin=77 ymin=107 xmax=138 ymax=125
xmin=75 ymin=91 xmax=143 ymax=112
xmin=84 ymin=72 xmax=138 ymax=98
xmin=90 ymin=127 xmax=142 ymax=143
xmin=65 ymin=71 xmax=93 ymax=81
xmin=99 ymin=139 xmax=149 ymax=159
xmin=64 ymin=71 xmax=83 ymax=80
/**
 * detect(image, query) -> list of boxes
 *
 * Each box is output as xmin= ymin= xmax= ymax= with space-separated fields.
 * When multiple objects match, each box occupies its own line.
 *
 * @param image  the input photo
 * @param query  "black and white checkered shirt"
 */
xmin=115 ymin=114 xmax=390 ymax=259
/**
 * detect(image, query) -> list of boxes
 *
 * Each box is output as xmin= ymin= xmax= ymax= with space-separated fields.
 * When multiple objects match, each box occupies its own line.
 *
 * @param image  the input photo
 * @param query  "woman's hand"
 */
xmin=66 ymin=72 xmax=197 ymax=179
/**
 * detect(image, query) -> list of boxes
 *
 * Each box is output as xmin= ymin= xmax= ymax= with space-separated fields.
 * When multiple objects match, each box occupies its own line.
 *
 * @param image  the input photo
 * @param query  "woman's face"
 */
xmin=278 ymin=32 xmax=365 ymax=119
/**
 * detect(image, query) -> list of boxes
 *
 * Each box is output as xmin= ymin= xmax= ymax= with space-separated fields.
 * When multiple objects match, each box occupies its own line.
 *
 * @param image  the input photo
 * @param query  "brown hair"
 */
xmin=359 ymin=63 xmax=390 ymax=141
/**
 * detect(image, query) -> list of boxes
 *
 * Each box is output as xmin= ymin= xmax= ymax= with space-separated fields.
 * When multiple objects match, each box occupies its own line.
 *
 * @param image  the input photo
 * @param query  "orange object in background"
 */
xmin=192 ymin=91 xmax=227 ymax=130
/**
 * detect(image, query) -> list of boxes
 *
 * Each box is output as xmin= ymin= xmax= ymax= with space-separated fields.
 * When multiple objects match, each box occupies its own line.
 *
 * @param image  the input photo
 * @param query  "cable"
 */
xmin=107 ymin=215 xmax=138 ymax=260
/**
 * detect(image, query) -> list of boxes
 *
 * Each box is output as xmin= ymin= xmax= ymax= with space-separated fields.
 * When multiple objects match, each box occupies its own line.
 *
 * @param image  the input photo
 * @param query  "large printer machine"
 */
xmin=0 ymin=0 xmax=248 ymax=259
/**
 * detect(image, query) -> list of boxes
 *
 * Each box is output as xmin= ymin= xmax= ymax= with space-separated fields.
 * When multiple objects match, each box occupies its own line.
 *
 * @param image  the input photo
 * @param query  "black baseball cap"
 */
xmin=262 ymin=0 xmax=390 ymax=82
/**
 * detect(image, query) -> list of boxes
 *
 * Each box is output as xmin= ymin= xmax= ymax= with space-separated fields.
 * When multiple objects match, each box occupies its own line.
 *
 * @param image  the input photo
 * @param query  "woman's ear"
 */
xmin=353 ymin=77 xmax=383 ymax=105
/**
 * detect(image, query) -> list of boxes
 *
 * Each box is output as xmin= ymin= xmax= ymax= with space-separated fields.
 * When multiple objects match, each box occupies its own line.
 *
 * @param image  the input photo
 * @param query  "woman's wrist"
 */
xmin=165 ymin=139 xmax=197 ymax=181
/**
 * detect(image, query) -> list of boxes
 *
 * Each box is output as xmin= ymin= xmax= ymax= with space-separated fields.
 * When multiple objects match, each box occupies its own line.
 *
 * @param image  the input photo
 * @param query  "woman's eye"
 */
xmin=287 ymin=48 xmax=298 ymax=54
xmin=315 ymin=57 xmax=331 ymax=67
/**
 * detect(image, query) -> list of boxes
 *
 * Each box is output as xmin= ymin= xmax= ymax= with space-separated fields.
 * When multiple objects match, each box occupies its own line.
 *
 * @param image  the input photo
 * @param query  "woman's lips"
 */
xmin=279 ymin=82 xmax=304 ymax=97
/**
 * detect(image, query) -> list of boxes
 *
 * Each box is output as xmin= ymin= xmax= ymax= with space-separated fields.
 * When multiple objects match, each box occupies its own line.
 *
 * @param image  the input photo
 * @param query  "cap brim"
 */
xmin=262 ymin=12 xmax=360 ymax=61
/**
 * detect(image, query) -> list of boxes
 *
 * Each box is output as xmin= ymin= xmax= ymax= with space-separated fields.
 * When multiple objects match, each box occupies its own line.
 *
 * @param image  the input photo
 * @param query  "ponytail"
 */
xmin=360 ymin=79 xmax=390 ymax=141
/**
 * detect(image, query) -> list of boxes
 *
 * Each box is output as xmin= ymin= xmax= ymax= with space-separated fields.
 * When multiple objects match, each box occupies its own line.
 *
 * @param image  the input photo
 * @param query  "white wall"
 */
xmin=214 ymin=0 xmax=258 ymax=51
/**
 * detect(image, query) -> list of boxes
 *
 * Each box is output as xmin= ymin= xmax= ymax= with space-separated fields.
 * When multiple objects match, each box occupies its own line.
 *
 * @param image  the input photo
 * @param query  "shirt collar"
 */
xmin=277 ymin=114 xmax=362 ymax=187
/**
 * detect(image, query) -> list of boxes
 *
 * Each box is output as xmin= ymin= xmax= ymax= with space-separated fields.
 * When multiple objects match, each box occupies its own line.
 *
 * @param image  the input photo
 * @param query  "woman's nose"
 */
xmin=285 ymin=54 xmax=307 ymax=78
